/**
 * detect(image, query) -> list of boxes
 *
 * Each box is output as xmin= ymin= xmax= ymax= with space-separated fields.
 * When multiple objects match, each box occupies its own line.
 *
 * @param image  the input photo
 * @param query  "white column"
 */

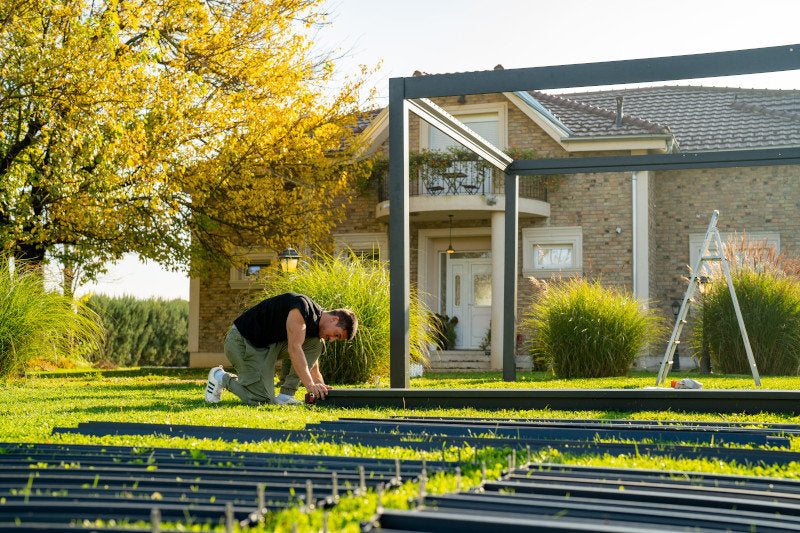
xmin=633 ymin=171 xmax=650 ymax=303
xmin=490 ymin=211 xmax=505 ymax=370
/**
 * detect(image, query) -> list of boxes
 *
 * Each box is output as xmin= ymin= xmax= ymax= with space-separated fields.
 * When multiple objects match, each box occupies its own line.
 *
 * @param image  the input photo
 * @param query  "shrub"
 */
xmin=521 ymin=277 xmax=661 ymax=378
xmin=255 ymin=251 xmax=432 ymax=384
xmin=0 ymin=259 xmax=103 ymax=379
xmin=429 ymin=313 xmax=458 ymax=350
xmin=693 ymin=237 xmax=800 ymax=375
xmin=86 ymin=295 xmax=189 ymax=367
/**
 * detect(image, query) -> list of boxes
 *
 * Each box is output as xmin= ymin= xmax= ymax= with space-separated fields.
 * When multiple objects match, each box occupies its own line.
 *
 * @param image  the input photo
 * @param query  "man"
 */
xmin=204 ymin=292 xmax=357 ymax=405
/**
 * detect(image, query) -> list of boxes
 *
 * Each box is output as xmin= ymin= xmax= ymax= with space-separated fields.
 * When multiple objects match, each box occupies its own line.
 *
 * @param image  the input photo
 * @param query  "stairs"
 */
xmin=425 ymin=350 xmax=532 ymax=372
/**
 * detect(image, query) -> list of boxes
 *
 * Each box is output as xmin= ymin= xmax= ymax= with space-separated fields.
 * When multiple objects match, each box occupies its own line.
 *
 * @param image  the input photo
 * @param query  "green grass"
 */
xmin=6 ymin=369 xmax=800 ymax=531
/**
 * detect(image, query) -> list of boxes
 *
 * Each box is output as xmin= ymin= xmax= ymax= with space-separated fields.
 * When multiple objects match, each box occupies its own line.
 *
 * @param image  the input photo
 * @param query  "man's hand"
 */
xmin=307 ymin=382 xmax=329 ymax=400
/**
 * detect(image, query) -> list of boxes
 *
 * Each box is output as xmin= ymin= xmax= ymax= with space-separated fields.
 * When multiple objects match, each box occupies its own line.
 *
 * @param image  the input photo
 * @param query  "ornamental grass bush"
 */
xmin=521 ymin=277 xmax=662 ymax=378
xmin=693 ymin=237 xmax=800 ymax=375
xmin=0 ymin=259 xmax=103 ymax=379
xmin=255 ymin=251 xmax=432 ymax=384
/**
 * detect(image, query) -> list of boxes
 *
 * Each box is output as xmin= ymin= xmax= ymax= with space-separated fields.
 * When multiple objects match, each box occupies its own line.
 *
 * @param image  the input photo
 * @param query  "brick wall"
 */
xmin=648 ymin=163 xmax=800 ymax=362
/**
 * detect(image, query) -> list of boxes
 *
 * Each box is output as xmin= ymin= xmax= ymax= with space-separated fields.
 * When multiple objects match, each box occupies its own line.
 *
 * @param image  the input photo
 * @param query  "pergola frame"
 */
xmin=389 ymin=44 xmax=800 ymax=388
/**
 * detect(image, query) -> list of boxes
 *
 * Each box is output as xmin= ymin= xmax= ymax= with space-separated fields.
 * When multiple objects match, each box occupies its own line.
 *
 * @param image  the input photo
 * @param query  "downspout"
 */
xmin=632 ymin=171 xmax=637 ymax=297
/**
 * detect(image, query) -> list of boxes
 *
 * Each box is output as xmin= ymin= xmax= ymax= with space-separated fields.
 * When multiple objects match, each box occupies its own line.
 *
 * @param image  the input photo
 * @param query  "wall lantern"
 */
xmin=446 ymin=215 xmax=455 ymax=254
xmin=278 ymin=247 xmax=300 ymax=273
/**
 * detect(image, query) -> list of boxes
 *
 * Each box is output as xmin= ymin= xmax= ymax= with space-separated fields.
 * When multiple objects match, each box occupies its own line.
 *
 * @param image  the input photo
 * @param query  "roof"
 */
xmin=353 ymin=108 xmax=383 ymax=134
xmin=555 ymin=86 xmax=800 ymax=151
xmin=362 ymin=78 xmax=800 ymax=152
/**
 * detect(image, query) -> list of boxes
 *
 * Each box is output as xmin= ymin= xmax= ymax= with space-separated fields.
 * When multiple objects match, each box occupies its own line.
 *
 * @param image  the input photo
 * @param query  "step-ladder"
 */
xmin=655 ymin=210 xmax=761 ymax=386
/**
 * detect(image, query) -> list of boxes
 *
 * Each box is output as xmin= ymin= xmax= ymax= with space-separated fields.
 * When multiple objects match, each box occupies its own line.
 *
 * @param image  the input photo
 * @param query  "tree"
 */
xmin=0 ymin=0 xmax=373 ymax=280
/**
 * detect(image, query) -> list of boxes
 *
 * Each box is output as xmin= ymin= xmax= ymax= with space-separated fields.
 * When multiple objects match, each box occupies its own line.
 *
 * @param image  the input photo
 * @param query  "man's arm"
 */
xmin=309 ymin=361 xmax=332 ymax=390
xmin=286 ymin=308 xmax=328 ymax=399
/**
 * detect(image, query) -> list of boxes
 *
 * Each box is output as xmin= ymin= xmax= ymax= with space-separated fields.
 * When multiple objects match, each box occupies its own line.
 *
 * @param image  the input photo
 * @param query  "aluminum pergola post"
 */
xmin=503 ymin=172 xmax=518 ymax=381
xmin=389 ymin=78 xmax=410 ymax=389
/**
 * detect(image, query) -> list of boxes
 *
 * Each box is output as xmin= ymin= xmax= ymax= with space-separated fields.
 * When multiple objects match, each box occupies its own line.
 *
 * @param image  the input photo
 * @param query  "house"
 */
xmin=188 ymin=73 xmax=800 ymax=372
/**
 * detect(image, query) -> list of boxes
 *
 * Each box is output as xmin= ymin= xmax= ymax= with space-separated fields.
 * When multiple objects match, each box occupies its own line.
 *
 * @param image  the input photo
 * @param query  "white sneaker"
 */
xmin=275 ymin=395 xmax=302 ymax=406
xmin=204 ymin=366 xmax=224 ymax=403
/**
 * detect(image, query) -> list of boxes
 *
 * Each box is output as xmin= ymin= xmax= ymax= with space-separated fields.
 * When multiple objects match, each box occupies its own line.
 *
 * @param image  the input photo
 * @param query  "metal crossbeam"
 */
xmin=401 ymin=44 xmax=800 ymax=97
xmin=508 ymin=147 xmax=800 ymax=176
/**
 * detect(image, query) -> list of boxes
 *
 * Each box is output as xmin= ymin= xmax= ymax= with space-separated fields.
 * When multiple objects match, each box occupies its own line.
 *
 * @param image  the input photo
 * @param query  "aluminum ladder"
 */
xmin=655 ymin=210 xmax=761 ymax=386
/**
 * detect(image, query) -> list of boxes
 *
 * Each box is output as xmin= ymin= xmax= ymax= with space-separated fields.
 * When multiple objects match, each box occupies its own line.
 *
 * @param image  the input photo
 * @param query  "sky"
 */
xmin=78 ymin=0 xmax=800 ymax=301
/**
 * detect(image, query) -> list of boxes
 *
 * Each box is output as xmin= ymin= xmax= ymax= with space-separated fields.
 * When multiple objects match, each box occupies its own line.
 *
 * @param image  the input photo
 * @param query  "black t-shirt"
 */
xmin=233 ymin=292 xmax=322 ymax=348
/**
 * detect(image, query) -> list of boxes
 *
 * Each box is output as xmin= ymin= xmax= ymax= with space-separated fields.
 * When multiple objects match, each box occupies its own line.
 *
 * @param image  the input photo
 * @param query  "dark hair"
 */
xmin=329 ymin=308 xmax=358 ymax=340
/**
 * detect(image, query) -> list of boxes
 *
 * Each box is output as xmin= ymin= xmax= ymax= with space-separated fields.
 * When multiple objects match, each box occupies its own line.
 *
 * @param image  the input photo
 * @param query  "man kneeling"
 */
xmin=204 ymin=292 xmax=357 ymax=405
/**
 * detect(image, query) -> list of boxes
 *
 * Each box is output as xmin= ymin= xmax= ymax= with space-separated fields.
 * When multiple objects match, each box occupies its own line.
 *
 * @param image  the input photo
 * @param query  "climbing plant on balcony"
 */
xmin=364 ymin=146 xmax=562 ymax=193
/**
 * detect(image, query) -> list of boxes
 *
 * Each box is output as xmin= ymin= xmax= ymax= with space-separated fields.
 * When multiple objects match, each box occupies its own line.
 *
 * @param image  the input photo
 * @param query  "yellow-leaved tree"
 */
xmin=0 ymin=0 xmax=374 ymax=286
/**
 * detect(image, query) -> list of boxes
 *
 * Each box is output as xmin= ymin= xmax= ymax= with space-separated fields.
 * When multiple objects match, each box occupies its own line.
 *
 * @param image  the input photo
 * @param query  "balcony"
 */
xmin=375 ymin=161 xmax=548 ymax=202
xmin=373 ymin=161 xmax=551 ymax=221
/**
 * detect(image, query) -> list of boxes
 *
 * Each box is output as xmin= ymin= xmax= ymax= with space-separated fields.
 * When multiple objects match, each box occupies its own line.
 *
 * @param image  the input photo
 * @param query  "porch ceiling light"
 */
xmin=278 ymin=247 xmax=300 ymax=273
xmin=446 ymin=215 xmax=455 ymax=254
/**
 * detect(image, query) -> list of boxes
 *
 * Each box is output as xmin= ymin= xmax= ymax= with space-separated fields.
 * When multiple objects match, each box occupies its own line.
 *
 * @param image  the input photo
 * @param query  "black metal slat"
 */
xmin=320 ymin=388 xmax=800 ymax=414
xmin=502 ymin=473 xmax=800 ymax=504
xmin=483 ymin=479 xmax=800 ymax=516
xmin=515 ymin=464 xmax=800 ymax=493
xmin=7 ymin=440 xmax=447 ymax=470
xmin=385 ymin=416 xmax=800 ymax=433
xmin=424 ymin=492 xmax=800 ymax=532
xmin=49 ymin=424 xmax=800 ymax=466
xmin=310 ymin=419 xmax=788 ymax=446
xmin=0 ymin=462 xmax=399 ymax=484
xmin=369 ymin=508 xmax=679 ymax=533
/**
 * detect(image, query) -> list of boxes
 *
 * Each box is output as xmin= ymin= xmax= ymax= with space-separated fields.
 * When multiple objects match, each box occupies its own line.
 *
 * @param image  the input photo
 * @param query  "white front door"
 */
xmin=445 ymin=254 xmax=492 ymax=349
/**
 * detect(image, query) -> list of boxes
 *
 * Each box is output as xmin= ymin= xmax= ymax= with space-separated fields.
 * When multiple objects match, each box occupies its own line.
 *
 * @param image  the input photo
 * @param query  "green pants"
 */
xmin=222 ymin=325 xmax=322 ymax=405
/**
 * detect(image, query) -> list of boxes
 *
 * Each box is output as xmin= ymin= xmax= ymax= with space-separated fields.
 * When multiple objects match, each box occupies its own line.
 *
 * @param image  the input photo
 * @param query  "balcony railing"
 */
xmin=375 ymin=161 xmax=548 ymax=203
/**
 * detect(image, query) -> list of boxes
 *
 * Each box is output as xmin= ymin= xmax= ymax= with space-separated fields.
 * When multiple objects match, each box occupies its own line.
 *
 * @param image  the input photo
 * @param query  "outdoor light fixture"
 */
xmin=671 ymin=299 xmax=681 ymax=317
xmin=446 ymin=215 xmax=455 ymax=254
xmin=697 ymin=275 xmax=709 ymax=294
xmin=278 ymin=247 xmax=300 ymax=273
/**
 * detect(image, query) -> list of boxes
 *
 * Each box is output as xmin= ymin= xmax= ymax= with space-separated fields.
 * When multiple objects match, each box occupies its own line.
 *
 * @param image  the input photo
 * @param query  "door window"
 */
xmin=473 ymin=273 xmax=491 ymax=306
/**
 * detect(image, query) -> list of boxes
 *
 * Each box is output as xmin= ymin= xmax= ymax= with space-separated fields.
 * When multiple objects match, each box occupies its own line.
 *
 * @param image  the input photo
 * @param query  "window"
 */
xmin=245 ymin=262 xmax=271 ymax=278
xmin=229 ymin=248 xmax=277 ymax=289
xmin=534 ymin=245 xmax=573 ymax=270
xmin=429 ymin=113 xmax=500 ymax=151
xmin=334 ymin=232 xmax=388 ymax=265
xmin=689 ymin=231 xmax=779 ymax=276
xmin=522 ymin=226 xmax=582 ymax=277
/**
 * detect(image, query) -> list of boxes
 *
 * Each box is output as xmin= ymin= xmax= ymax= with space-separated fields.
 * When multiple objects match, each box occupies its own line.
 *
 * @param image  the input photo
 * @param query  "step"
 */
xmin=425 ymin=354 xmax=533 ymax=372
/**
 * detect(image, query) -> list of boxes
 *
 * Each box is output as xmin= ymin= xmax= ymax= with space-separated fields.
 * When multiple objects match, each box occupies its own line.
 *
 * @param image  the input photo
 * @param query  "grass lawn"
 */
xmin=5 ymin=368 xmax=800 ymax=531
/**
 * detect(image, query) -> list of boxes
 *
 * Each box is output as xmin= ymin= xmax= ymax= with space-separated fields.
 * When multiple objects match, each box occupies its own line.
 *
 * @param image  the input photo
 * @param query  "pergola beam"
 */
xmin=509 ymin=147 xmax=800 ymax=175
xmin=403 ymin=44 xmax=800 ymax=98
xmin=407 ymin=98 xmax=513 ymax=170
